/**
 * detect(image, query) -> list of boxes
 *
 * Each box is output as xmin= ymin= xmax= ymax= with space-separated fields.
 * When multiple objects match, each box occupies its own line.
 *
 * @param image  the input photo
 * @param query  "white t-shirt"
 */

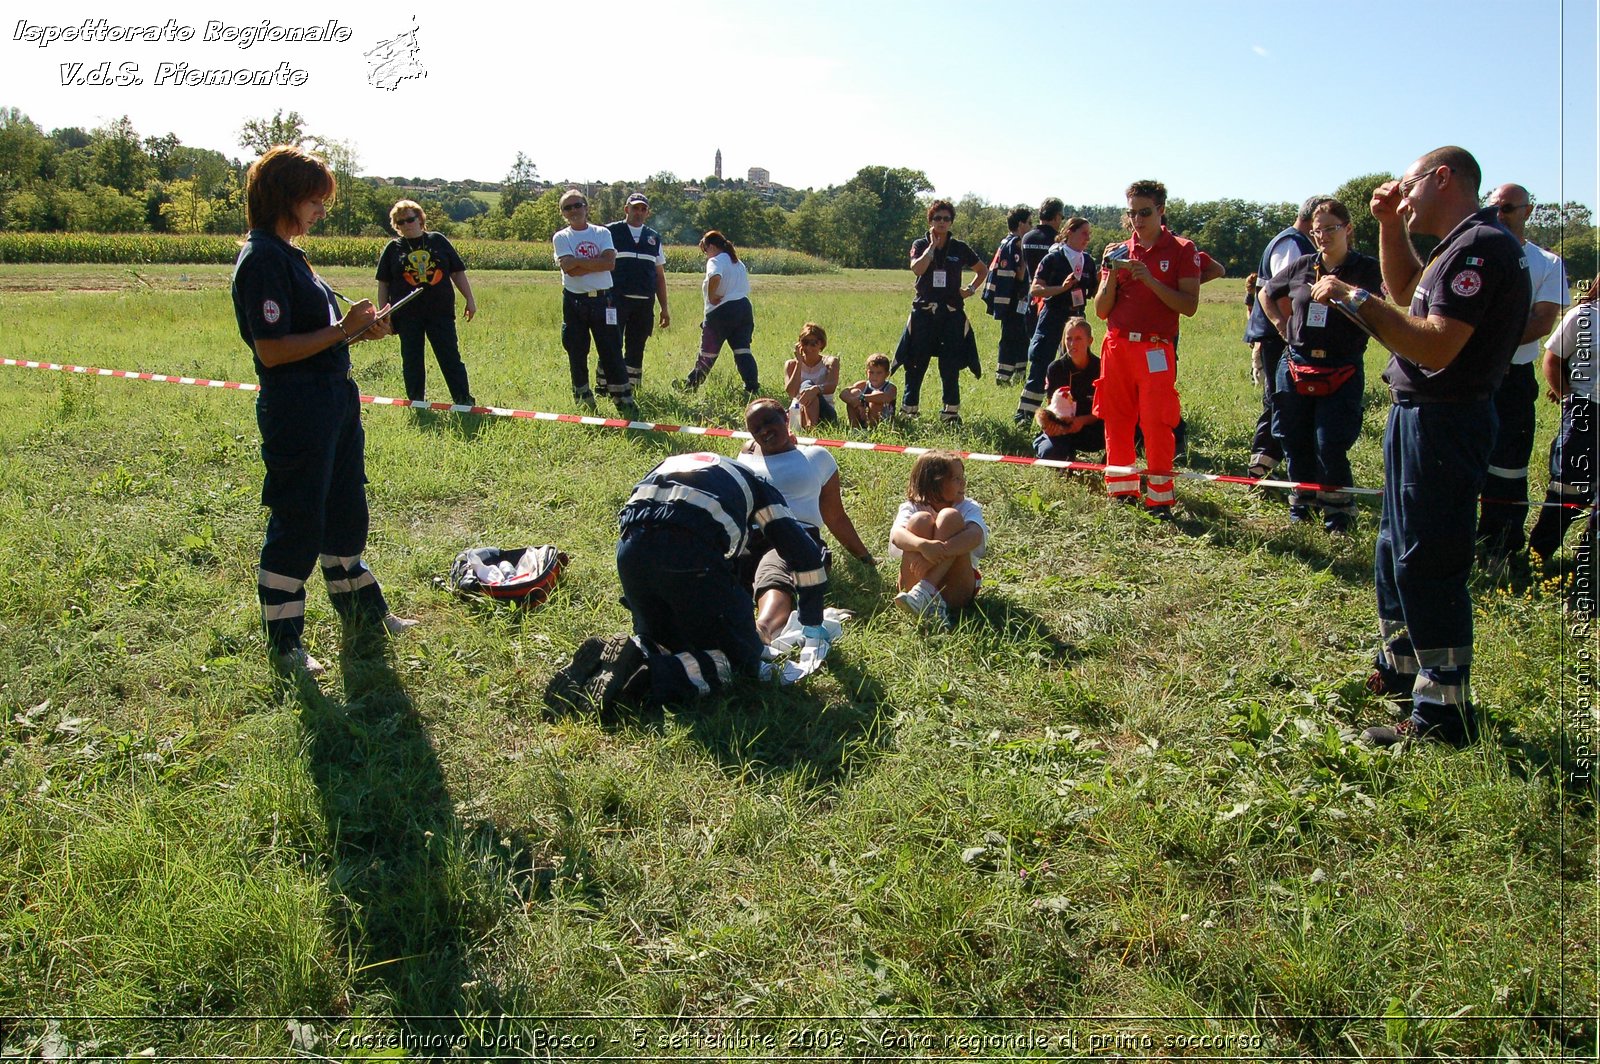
xmin=1513 ymin=241 xmax=1569 ymax=365
xmin=1546 ymin=301 xmax=1597 ymax=402
xmin=552 ymin=224 xmax=614 ymax=293
xmin=704 ymin=252 xmax=751 ymax=315
xmin=736 ymin=445 xmax=837 ymax=529
xmin=887 ymin=498 xmax=988 ymax=561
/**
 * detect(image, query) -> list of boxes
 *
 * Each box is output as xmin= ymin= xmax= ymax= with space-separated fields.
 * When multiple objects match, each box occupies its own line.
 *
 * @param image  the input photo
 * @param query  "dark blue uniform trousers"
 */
xmin=1478 ymin=361 xmax=1538 ymax=553
xmin=994 ymin=309 xmax=1030 ymax=382
xmin=1529 ymin=395 xmax=1597 ymax=559
xmin=616 ymin=525 xmax=763 ymax=702
xmin=1250 ymin=338 xmax=1287 ymax=471
xmin=1016 ymin=305 xmax=1070 ymax=417
xmin=256 ymin=375 xmax=389 ymax=653
xmin=396 ymin=314 xmax=473 ymax=404
xmin=1272 ymin=360 xmax=1363 ymax=518
xmin=618 ymin=296 xmax=656 ymax=389
xmin=1373 ymin=399 xmax=1494 ymax=738
xmin=561 ymin=290 xmax=631 ymax=399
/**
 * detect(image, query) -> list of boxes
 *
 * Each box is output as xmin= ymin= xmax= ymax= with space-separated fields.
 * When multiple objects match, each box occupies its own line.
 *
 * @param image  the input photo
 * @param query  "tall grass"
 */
xmin=0 ymin=232 xmax=840 ymax=275
xmin=0 ymin=265 xmax=1591 ymax=1058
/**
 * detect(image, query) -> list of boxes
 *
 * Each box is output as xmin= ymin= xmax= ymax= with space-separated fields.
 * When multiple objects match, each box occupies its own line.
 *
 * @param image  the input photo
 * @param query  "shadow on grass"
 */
xmin=409 ymin=407 xmax=498 ymax=443
xmin=672 ymin=654 xmax=891 ymax=788
xmin=1174 ymin=491 xmax=1377 ymax=584
xmin=292 ymin=633 xmax=524 ymax=1046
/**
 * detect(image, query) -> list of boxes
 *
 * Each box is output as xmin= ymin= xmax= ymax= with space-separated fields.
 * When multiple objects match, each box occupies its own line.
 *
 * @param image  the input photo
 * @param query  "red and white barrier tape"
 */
xmin=5 ymin=357 xmax=1577 ymax=509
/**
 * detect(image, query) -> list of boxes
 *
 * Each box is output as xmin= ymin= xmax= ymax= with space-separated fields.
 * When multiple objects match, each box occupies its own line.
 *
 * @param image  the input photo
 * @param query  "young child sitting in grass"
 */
xmin=840 ymin=352 xmax=898 ymax=427
xmin=783 ymin=322 xmax=841 ymax=427
xmin=888 ymin=450 xmax=987 ymax=627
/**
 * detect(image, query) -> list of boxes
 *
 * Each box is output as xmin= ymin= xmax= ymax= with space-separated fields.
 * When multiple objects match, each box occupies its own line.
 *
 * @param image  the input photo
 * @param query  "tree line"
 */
xmin=2 ymin=107 xmax=1594 ymax=282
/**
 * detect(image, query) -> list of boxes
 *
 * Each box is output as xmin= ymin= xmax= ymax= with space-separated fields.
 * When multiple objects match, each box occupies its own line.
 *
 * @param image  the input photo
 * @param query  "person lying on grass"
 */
xmin=738 ymin=398 xmax=876 ymax=642
xmin=888 ymin=450 xmax=988 ymax=629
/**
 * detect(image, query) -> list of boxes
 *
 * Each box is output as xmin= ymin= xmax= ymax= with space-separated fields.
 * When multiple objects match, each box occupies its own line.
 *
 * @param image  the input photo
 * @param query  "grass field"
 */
xmin=0 ymin=264 xmax=1594 ymax=1060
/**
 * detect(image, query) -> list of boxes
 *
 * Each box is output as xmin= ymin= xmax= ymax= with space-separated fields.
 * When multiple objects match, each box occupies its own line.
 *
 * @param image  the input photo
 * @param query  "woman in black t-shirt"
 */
xmin=1259 ymin=198 xmax=1385 ymax=534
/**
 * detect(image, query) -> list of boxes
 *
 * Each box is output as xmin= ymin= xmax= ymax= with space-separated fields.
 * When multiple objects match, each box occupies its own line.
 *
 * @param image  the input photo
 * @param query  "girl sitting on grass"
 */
xmin=888 ymin=450 xmax=988 ymax=628
xmin=783 ymin=321 xmax=840 ymax=427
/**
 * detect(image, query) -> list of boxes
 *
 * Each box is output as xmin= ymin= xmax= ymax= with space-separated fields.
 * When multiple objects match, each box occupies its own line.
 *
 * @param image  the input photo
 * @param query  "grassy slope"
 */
xmin=0 ymin=265 xmax=1592 ymax=1059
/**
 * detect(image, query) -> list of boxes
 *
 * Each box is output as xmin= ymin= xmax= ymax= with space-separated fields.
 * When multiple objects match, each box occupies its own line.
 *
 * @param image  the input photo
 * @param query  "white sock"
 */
xmin=916 ymin=579 xmax=937 ymax=599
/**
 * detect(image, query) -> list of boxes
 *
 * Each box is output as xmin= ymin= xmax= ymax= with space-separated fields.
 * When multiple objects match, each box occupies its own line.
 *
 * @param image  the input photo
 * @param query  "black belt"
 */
xmin=1391 ymin=391 xmax=1491 ymax=406
xmin=565 ymin=288 xmax=611 ymax=299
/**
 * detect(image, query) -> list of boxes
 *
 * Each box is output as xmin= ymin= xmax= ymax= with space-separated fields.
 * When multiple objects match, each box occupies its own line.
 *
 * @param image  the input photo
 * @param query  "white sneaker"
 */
xmin=895 ymin=582 xmax=949 ymax=628
xmin=382 ymin=614 xmax=418 ymax=636
xmin=275 ymin=647 xmax=326 ymax=678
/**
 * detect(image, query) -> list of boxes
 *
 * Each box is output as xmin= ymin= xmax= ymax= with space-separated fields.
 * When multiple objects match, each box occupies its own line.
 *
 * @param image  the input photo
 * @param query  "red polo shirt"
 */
xmin=1105 ymin=227 xmax=1202 ymax=338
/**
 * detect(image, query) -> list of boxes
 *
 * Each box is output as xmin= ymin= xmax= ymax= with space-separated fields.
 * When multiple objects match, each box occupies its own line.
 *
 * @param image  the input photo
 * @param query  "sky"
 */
xmin=4 ymin=0 xmax=1596 ymax=211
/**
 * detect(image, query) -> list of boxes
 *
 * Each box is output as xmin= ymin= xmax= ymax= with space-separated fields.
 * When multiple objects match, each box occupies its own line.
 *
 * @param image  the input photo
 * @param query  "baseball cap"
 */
xmin=626 ymin=193 xmax=649 ymax=207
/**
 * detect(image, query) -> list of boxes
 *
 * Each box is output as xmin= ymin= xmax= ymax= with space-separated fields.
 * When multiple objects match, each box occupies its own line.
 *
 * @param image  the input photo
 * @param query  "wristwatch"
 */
xmin=1348 ymin=288 xmax=1371 ymax=311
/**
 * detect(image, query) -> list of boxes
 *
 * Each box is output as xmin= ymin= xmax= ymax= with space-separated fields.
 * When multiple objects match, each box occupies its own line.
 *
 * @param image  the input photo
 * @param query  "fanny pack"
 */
xmin=1287 ymin=360 xmax=1357 ymax=396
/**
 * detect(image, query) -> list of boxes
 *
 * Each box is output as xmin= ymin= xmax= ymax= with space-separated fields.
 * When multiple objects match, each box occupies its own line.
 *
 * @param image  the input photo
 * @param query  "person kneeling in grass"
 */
xmin=888 ymin=450 xmax=988 ymax=628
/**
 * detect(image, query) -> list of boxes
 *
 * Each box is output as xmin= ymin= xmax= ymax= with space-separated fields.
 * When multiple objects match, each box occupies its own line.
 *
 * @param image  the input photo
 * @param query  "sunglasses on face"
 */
xmin=561 ymin=202 xmax=586 ymax=212
xmin=931 ymin=215 xmax=953 ymax=223
xmin=1311 ymin=223 xmax=1346 ymax=236
xmin=1125 ymin=207 xmax=1156 ymax=219
xmin=397 ymin=215 xmax=421 ymax=224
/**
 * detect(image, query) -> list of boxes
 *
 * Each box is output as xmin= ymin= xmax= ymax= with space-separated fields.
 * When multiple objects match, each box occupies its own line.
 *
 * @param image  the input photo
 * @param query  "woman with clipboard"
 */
xmin=230 ymin=145 xmax=415 ymax=678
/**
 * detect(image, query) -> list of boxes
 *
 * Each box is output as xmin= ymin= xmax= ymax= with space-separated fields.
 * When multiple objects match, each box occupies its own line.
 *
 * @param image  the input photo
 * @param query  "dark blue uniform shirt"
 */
xmin=232 ymin=228 xmax=350 ymax=379
xmin=1385 ymin=206 xmax=1531 ymax=400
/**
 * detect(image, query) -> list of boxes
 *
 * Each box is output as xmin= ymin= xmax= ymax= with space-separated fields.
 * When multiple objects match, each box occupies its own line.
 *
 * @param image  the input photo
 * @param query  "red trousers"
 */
xmin=1093 ymin=331 xmax=1181 ymax=506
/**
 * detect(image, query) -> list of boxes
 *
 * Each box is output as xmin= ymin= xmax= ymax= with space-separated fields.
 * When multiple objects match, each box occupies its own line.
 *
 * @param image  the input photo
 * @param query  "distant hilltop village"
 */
xmin=541 ymin=150 xmax=785 ymax=204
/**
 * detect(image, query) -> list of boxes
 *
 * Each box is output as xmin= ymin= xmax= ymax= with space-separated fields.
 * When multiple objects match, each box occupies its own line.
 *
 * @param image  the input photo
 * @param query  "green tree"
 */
xmin=1331 ymin=172 xmax=1395 ymax=254
xmin=696 ymin=189 xmax=774 ymax=245
xmin=841 ymin=165 xmax=933 ymax=268
xmin=88 ymin=116 xmax=149 ymax=195
xmin=157 ymin=178 xmax=214 ymax=233
xmin=1528 ymin=201 xmax=1598 ymax=284
xmin=509 ymin=187 xmax=565 ymax=243
xmin=238 ymin=110 xmax=309 ymax=155
xmin=500 ymin=152 xmax=539 ymax=215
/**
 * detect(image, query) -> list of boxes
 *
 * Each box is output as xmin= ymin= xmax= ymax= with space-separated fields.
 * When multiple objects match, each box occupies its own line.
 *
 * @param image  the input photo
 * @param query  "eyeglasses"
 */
xmin=1497 ymin=202 xmax=1531 ymax=214
xmin=1398 ymin=167 xmax=1453 ymax=196
xmin=1125 ymin=207 xmax=1156 ymax=219
xmin=397 ymin=215 xmax=421 ymax=225
xmin=1311 ymin=223 xmax=1346 ymax=236
xmin=561 ymin=202 xmax=586 ymax=212
xmin=931 ymin=215 xmax=953 ymax=223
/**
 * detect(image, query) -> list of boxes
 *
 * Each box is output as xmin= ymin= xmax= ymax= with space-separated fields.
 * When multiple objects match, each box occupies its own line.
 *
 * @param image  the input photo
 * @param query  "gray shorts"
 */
xmin=752 ymin=533 xmax=831 ymax=599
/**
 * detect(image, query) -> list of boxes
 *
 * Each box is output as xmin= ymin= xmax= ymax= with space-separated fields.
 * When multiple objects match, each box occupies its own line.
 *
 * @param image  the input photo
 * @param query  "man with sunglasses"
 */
xmin=552 ymin=188 xmax=634 ymax=411
xmin=1092 ymin=179 xmax=1201 ymax=518
xmin=606 ymin=192 xmax=671 ymax=393
xmin=1308 ymin=146 xmax=1530 ymax=748
xmin=1475 ymin=183 xmax=1569 ymax=565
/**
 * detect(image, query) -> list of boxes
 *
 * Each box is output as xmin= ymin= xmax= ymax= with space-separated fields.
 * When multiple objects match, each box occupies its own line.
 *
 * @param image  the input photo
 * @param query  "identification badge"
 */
xmin=932 ymin=269 xmax=947 ymax=288
xmin=1306 ymin=303 xmax=1328 ymax=328
xmin=1071 ymin=289 xmax=1085 ymax=307
xmin=605 ymin=307 xmax=618 ymax=326
xmin=1145 ymin=347 xmax=1169 ymax=374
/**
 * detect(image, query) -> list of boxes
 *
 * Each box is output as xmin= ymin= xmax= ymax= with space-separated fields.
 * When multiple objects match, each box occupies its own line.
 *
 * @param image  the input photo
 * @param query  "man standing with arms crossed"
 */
xmin=1241 ymin=197 xmax=1318 ymax=480
xmin=607 ymin=192 xmax=671 ymax=394
xmin=1092 ymin=179 xmax=1201 ymax=518
xmin=1475 ymin=183 xmax=1568 ymax=565
xmin=552 ymin=189 xmax=634 ymax=412
xmin=1310 ymin=147 xmax=1529 ymax=748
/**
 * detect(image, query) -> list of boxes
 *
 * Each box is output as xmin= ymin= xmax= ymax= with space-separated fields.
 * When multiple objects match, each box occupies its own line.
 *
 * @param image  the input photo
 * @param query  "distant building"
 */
xmin=714 ymin=148 xmax=722 ymax=180
xmin=747 ymin=167 xmax=770 ymax=186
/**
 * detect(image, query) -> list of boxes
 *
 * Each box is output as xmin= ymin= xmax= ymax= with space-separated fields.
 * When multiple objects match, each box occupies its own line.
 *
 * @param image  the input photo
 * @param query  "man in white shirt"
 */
xmin=552 ymin=189 xmax=634 ymax=411
xmin=1477 ymin=183 xmax=1569 ymax=562
xmin=737 ymin=399 xmax=874 ymax=642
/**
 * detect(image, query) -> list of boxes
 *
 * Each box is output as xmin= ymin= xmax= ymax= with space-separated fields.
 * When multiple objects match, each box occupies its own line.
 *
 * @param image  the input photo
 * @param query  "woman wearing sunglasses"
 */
xmin=890 ymin=200 xmax=988 ymax=424
xmin=376 ymin=199 xmax=478 ymax=407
